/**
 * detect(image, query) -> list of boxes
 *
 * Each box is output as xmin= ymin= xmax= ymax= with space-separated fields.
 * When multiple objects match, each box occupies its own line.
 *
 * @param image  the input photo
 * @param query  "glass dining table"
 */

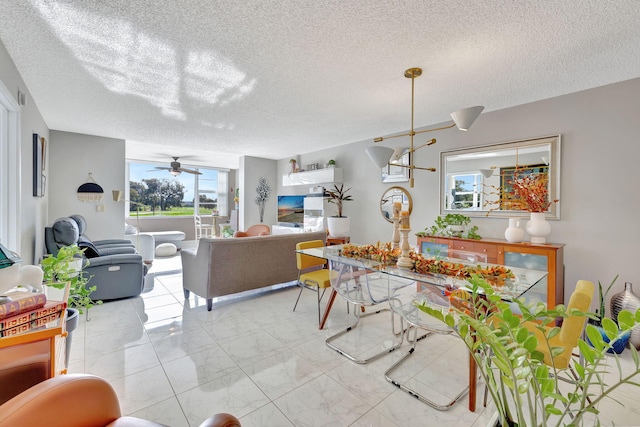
xmin=296 ymin=243 xmax=548 ymax=411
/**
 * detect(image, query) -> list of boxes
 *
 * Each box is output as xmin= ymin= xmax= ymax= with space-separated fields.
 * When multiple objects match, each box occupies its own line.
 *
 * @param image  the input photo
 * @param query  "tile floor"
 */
xmin=67 ymin=245 xmax=640 ymax=427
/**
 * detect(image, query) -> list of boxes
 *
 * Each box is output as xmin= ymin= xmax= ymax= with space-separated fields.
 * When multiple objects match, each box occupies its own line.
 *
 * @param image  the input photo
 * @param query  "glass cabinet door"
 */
xmin=503 ymin=251 xmax=548 ymax=305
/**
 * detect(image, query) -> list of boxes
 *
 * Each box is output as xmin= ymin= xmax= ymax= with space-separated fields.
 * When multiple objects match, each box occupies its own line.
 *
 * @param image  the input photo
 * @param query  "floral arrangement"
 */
xmin=341 ymin=242 xmax=514 ymax=283
xmin=341 ymin=242 xmax=400 ymax=265
xmin=485 ymin=166 xmax=558 ymax=213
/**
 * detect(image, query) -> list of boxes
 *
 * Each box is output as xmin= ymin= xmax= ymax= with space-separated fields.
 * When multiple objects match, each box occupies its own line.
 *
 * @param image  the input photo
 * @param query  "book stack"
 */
xmin=0 ymin=291 xmax=67 ymax=338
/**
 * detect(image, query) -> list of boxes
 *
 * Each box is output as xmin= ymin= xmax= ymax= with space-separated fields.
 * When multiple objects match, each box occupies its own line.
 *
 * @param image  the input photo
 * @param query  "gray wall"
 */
xmin=279 ymin=77 xmax=640 ymax=302
xmin=0 ymin=40 xmax=49 ymax=264
xmin=48 ymin=131 xmax=126 ymax=241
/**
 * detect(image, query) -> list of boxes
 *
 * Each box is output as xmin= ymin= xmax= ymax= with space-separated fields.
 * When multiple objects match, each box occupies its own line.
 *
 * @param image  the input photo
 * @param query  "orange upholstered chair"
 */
xmin=233 ymin=224 xmax=271 ymax=237
xmin=0 ymin=374 xmax=241 ymax=427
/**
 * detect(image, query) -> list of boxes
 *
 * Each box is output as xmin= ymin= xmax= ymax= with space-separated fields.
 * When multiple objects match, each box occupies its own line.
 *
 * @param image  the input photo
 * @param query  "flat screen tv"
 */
xmin=277 ymin=195 xmax=305 ymax=226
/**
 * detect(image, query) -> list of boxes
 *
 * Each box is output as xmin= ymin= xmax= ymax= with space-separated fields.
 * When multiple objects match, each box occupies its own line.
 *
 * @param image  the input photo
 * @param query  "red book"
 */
xmin=0 ymin=310 xmax=63 ymax=337
xmin=0 ymin=300 xmax=67 ymax=331
xmin=0 ymin=292 xmax=47 ymax=320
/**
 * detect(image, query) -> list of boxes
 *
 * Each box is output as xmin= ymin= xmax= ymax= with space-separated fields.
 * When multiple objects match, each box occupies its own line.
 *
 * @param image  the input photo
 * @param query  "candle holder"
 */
xmin=392 ymin=217 xmax=400 ymax=249
xmin=397 ymin=228 xmax=413 ymax=269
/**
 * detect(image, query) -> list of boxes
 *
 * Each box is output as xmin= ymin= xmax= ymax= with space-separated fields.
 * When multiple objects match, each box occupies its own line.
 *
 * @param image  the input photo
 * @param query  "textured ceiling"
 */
xmin=1 ymin=0 xmax=639 ymax=169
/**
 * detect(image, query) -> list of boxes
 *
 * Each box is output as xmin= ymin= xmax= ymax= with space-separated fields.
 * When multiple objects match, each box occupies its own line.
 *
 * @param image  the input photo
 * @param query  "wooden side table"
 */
xmin=326 ymin=236 xmax=350 ymax=246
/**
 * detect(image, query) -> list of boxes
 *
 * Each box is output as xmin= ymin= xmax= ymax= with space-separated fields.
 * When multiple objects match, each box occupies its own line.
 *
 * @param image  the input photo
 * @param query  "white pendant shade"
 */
xmin=480 ymin=169 xmax=494 ymax=179
xmin=451 ymin=106 xmax=485 ymax=131
xmin=366 ymin=146 xmax=395 ymax=168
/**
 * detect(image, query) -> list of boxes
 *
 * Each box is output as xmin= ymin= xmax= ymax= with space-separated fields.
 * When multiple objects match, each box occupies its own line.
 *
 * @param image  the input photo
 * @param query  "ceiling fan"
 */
xmin=155 ymin=157 xmax=202 ymax=176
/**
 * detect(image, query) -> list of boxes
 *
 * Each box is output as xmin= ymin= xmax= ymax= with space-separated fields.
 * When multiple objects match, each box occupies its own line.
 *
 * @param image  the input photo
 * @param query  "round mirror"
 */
xmin=380 ymin=186 xmax=412 ymax=223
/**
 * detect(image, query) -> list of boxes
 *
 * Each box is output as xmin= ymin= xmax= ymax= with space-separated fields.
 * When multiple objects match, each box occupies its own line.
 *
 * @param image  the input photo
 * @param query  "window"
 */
xmin=0 ymin=81 xmax=20 ymax=251
xmin=128 ymin=161 xmax=228 ymax=217
xmin=447 ymin=172 xmax=482 ymax=210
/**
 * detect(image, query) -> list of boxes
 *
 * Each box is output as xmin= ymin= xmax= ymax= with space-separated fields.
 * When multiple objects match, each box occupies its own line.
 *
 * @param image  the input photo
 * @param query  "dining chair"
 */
xmin=385 ymin=280 xmax=471 ymax=410
xmin=292 ymin=240 xmax=332 ymax=325
xmin=325 ymin=257 xmax=413 ymax=364
xmin=194 ymin=215 xmax=214 ymax=239
xmin=522 ymin=279 xmax=594 ymax=368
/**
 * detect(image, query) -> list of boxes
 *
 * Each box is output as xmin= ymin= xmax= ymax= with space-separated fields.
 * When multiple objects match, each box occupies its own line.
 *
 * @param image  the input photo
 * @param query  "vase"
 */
xmin=610 ymin=282 xmax=640 ymax=349
xmin=525 ymin=212 xmax=551 ymax=244
xmin=327 ymin=217 xmax=350 ymax=237
xmin=504 ymin=218 xmax=525 ymax=243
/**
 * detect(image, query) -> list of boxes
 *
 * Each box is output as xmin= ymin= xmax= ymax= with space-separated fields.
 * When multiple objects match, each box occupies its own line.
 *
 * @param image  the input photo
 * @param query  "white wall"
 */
xmin=0 ymin=40 xmax=49 ymax=264
xmin=239 ymin=156 xmax=277 ymax=230
xmin=278 ymin=77 xmax=640 ymax=302
xmin=48 ymin=131 xmax=125 ymax=241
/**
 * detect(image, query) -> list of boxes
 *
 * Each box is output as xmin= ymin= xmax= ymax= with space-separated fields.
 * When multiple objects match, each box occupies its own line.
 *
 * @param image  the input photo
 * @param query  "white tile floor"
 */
xmin=66 ymin=246 xmax=640 ymax=427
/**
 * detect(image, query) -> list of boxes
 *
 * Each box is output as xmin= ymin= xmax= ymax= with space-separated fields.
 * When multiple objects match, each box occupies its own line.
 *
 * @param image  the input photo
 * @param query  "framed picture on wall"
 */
xmin=32 ymin=133 xmax=46 ymax=197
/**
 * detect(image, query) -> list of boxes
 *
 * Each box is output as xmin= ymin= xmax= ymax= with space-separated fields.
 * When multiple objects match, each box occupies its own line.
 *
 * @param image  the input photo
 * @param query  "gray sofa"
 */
xmin=181 ymin=231 xmax=326 ymax=310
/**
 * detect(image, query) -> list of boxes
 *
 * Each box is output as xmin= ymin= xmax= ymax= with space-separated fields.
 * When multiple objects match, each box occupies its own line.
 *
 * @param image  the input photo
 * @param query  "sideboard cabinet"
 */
xmin=417 ymin=236 xmax=564 ymax=307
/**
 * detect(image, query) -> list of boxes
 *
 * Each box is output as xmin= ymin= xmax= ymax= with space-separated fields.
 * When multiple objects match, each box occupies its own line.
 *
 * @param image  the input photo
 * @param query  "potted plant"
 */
xmin=416 ymin=214 xmax=480 ymax=239
xmin=588 ymin=274 xmax=630 ymax=353
xmin=289 ymin=158 xmax=298 ymax=174
xmin=41 ymin=244 xmax=101 ymax=368
xmin=325 ymin=184 xmax=353 ymax=237
xmin=418 ymin=276 xmax=640 ymax=427
xmin=327 ymin=159 xmax=336 ymax=168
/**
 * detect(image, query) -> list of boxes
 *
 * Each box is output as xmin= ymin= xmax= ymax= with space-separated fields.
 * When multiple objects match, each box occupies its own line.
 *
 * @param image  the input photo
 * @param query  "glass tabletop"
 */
xmin=296 ymin=244 xmax=548 ymax=302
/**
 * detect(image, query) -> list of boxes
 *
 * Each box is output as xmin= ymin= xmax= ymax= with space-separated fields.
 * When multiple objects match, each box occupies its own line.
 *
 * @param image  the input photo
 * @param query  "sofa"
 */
xmin=181 ymin=231 xmax=326 ymax=310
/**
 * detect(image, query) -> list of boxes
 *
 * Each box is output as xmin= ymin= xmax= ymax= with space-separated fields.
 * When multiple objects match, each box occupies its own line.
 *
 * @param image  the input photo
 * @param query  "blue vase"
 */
xmin=587 ymin=325 xmax=631 ymax=354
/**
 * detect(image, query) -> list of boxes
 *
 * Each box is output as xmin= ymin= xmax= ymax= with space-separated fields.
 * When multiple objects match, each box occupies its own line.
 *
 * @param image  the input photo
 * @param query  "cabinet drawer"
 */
xmin=452 ymin=241 xmax=498 ymax=263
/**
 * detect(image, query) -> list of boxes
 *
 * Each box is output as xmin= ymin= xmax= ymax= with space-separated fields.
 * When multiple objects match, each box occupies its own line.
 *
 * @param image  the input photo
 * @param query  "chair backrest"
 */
xmin=194 ymin=215 xmax=202 ymax=226
xmin=235 ymin=224 xmax=271 ymax=237
xmin=296 ymin=240 xmax=326 ymax=270
xmin=559 ymin=279 xmax=595 ymax=347
xmin=44 ymin=218 xmax=80 ymax=256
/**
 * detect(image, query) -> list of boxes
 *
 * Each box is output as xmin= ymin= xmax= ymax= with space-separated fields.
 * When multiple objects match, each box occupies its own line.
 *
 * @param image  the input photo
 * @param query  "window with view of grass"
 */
xmin=128 ymin=161 xmax=228 ymax=217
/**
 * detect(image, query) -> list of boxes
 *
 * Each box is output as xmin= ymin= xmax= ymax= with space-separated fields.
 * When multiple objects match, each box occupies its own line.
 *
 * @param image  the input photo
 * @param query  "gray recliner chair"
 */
xmin=44 ymin=218 xmax=145 ymax=300
xmin=69 ymin=214 xmax=136 ymax=255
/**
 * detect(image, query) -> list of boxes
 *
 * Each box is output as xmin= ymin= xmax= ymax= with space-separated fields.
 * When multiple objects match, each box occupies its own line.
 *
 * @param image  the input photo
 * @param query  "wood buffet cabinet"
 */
xmin=417 ymin=236 xmax=565 ymax=307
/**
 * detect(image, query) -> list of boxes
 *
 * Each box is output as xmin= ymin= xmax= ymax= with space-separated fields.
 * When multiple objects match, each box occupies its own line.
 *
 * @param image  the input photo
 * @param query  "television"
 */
xmin=277 ymin=195 xmax=305 ymax=227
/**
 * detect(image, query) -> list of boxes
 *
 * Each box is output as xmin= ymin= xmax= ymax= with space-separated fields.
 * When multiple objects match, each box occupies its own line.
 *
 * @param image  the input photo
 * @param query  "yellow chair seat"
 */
xmin=300 ymin=269 xmax=332 ymax=289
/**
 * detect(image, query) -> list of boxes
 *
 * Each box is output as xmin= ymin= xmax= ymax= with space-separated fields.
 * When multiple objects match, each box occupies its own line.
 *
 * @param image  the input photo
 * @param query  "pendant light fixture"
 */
xmin=366 ymin=67 xmax=484 ymax=187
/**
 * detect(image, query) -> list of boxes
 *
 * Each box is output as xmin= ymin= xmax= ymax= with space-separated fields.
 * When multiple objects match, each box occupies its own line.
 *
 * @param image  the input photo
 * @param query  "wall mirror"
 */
xmin=380 ymin=186 xmax=412 ymax=223
xmin=381 ymin=148 xmax=410 ymax=183
xmin=440 ymin=135 xmax=561 ymax=219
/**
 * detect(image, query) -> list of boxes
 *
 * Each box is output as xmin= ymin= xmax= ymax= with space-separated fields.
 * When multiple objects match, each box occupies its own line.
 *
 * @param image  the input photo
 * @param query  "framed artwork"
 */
xmin=381 ymin=148 xmax=410 ymax=183
xmin=32 ymin=133 xmax=46 ymax=197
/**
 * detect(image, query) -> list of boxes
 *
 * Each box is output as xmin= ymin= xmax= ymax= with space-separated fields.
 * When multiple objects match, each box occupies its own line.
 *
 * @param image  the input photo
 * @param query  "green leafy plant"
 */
xmin=221 ymin=225 xmax=234 ymax=238
xmin=327 ymin=159 xmax=336 ymax=166
xmin=41 ymin=245 xmax=101 ymax=314
xmin=325 ymin=184 xmax=353 ymax=217
xmin=416 ymin=214 xmax=481 ymax=239
xmin=592 ymin=274 xmax=619 ymax=327
xmin=417 ymin=276 xmax=640 ymax=427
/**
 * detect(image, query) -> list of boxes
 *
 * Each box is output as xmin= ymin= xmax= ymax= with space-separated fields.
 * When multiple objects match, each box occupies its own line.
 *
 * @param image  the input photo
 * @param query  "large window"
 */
xmin=128 ymin=161 xmax=228 ymax=217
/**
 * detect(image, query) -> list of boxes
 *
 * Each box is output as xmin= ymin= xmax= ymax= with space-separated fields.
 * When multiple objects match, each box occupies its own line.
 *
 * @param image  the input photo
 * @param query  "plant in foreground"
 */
xmin=417 ymin=276 xmax=640 ymax=427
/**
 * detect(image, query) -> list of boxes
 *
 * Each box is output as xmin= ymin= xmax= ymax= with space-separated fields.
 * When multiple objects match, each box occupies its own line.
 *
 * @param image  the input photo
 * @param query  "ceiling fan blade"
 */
xmin=179 ymin=167 xmax=202 ymax=175
xmin=154 ymin=166 xmax=171 ymax=170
